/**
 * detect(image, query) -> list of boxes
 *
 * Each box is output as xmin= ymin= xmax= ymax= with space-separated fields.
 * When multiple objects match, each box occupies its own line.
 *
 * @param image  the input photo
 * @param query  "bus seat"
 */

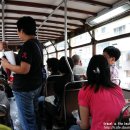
xmin=63 ymin=80 xmax=87 ymax=127
xmin=122 ymin=89 xmax=130 ymax=101
xmin=45 ymin=75 xmax=62 ymax=96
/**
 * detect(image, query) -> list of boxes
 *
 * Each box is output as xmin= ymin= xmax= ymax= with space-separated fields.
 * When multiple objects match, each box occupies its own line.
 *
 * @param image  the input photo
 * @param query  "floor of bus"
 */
xmin=9 ymin=97 xmax=46 ymax=130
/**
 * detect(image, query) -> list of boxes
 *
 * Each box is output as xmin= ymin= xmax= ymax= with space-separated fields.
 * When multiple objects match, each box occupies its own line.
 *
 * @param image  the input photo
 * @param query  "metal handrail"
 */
xmin=64 ymin=0 xmax=74 ymax=82
xmin=37 ymin=0 xmax=64 ymax=38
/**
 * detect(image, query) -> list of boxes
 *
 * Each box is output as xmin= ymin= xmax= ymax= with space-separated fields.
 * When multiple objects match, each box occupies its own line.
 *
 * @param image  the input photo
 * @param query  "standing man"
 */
xmin=1 ymin=16 xmax=43 ymax=130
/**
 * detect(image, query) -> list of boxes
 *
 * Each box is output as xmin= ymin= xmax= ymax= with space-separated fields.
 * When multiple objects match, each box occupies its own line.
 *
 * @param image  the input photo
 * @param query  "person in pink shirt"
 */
xmin=69 ymin=55 xmax=126 ymax=130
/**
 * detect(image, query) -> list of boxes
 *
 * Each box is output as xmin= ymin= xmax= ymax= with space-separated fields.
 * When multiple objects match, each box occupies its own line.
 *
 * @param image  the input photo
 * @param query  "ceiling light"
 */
xmin=86 ymin=3 xmax=130 ymax=26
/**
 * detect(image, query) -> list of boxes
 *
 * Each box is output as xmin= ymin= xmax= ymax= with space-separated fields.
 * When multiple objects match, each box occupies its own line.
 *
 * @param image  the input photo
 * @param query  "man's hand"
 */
xmin=1 ymin=58 xmax=10 ymax=69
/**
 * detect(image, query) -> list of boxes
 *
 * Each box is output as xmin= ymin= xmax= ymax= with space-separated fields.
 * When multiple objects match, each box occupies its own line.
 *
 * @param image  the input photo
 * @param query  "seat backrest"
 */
xmin=45 ymin=75 xmax=62 ymax=96
xmin=63 ymin=80 xmax=87 ymax=123
xmin=122 ymin=88 xmax=130 ymax=100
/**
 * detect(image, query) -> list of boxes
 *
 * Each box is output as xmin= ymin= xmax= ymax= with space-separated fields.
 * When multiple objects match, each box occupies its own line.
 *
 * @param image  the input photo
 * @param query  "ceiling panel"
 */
xmin=0 ymin=0 xmax=127 ymax=49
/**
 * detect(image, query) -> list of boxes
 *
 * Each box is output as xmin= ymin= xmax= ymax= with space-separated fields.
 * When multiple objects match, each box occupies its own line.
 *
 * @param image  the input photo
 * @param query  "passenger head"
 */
xmin=103 ymin=46 xmax=121 ymax=65
xmin=0 ymin=41 xmax=8 ymax=51
xmin=72 ymin=54 xmax=81 ymax=65
xmin=59 ymin=56 xmax=74 ymax=74
xmin=17 ymin=16 xmax=36 ymax=37
xmin=87 ymin=55 xmax=115 ymax=92
xmin=47 ymin=58 xmax=59 ymax=75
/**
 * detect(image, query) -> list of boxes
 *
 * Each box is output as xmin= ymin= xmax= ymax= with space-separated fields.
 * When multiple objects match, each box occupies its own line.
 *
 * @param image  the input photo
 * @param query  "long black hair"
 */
xmin=86 ymin=55 xmax=115 ymax=92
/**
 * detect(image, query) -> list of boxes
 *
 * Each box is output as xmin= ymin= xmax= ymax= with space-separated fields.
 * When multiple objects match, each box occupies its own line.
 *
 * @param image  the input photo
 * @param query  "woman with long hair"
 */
xmin=69 ymin=55 xmax=126 ymax=130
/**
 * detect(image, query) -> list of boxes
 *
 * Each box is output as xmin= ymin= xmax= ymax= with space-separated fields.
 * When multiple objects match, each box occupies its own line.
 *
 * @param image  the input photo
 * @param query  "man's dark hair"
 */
xmin=103 ymin=46 xmax=121 ymax=61
xmin=17 ymin=16 xmax=36 ymax=35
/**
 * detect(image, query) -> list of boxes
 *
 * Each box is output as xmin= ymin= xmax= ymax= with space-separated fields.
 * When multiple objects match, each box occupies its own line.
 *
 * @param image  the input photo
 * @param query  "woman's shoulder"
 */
xmin=79 ymin=84 xmax=94 ymax=95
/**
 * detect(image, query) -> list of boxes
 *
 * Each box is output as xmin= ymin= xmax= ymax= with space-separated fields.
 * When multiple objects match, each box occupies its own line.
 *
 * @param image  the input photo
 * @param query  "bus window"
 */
xmin=72 ymin=45 xmax=92 ymax=71
xmin=70 ymin=32 xmax=91 ymax=47
xmin=48 ymin=53 xmax=56 ymax=58
xmin=58 ymin=51 xmax=69 ymax=59
xmin=55 ymin=41 xmax=68 ymax=51
xmin=46 ymin=46 xmax=55 ymax=53
xmin=95 ymin=16 xmax=130 ymax=40
xmin=96 ymin=37 xmax=130 ymax=90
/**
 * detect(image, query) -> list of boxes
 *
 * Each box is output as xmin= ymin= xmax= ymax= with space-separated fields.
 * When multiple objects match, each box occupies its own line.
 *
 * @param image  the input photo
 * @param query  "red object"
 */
xmin=9 ymin=76 xmax=14 ymax=82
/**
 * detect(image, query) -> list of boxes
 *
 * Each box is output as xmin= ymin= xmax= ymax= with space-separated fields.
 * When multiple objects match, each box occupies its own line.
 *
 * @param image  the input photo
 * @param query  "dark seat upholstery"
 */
xmin=45 ymin=75 xmax=62 ymax=96
xmin=122 ymin=88 xmax=130 ymax=100
xmin=63 ymin=80 xmax=87 ymax=127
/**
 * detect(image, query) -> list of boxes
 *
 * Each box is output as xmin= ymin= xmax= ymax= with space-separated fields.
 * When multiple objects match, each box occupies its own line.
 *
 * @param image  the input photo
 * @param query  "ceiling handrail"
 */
xmin=37 ymin=0 xmax=64 ymax=39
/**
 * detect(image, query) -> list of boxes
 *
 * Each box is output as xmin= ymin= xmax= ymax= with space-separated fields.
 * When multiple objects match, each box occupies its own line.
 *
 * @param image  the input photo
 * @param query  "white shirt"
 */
xmin=73 ymin=65 xmax=86 ymax=75
xmin=110 ymin=64 xmax=120 ymax=85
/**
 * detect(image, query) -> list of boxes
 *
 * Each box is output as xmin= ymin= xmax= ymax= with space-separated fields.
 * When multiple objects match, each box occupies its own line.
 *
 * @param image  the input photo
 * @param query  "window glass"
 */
xmin=70 ymin=32 xmax=91 ymax=47
xmin=57 ymin=51 xmax=69 ymax=59
xmin=96 ymin=37 xmax=130 ymax=89
xmin=95 ymin=16 xmax=130 ymax=40
xmin=72 ymin=45 xmax=92 ymax=71
xmin=43 ymin=49 xmax=47 ymax=55
xmin=55 ymin=41 xmax=68 ymax=51
xmin=46 ymin=45 xmax=55 ymax=53
xmin=48 ymin=53 xmax=56 ymax=58
xmin=43 ymin=54 xmax=48 ymax=65
xmin=44 ymin=41 xmax=52 ymax=47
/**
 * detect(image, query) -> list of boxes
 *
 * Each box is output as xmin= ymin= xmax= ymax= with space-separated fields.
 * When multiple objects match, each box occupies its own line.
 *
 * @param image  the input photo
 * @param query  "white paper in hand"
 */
xmin=72 ymin=110 xmax=80 ymax=121
xmin=45 ymin=95 xmax=56 ymax=106
xmin=4 ymin=51 xmax=16 ymax=65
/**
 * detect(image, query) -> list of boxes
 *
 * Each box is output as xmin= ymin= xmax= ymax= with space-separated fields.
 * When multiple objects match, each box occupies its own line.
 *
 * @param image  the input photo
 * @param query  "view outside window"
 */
xmin=43 ymin=49 xmax=47 ymax=55
xmin=55 ymin=41 xmax=68 ymax=51
xmin=95 ymin=16 xmax=130 ymax=40
xmin=48 ymin=53 xmax=56 ymax=58
xmin=72 ymin=45 xmax=92 ymax=71
xmin=96 ymin=38 xmax=130 ymax=90
xmin=43 ymin=54 xmax=48 ymax=65
xmin=57 ymin=51 xmax=69 ymax=59
xmin=95 ymin=16 xmax=130 ymax=89
xmin=70 ymin=32 xmax=91 ymax=47
xmin=46 ymin=45 xmax=55 ymax=53
xmin=44 ymin=41 xmax=52 ymax=47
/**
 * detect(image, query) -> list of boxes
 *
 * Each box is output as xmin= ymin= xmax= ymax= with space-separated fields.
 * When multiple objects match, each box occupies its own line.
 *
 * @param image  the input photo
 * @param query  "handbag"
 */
xmin=113 ymin=103 xmax=130 ymax=130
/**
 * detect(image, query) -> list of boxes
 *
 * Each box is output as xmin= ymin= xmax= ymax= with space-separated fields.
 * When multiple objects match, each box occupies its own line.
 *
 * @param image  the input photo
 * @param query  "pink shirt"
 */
xmin=78 ymin=85 xmax=126 ymax=130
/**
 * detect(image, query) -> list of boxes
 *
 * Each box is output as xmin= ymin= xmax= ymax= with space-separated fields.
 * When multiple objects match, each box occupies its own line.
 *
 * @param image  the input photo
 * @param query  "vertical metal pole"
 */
xmin=1 ymin=0 xmax=5 ymax=42
xmin=64 ymin=0 xmax=74 ymax=82
xmin=64 ymin=0 xmax=67 ymax=58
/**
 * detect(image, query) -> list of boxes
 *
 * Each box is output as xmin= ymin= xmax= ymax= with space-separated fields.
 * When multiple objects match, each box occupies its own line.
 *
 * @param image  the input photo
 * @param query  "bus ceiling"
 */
xmin=0 ymin=0 xmax=130 ymax=50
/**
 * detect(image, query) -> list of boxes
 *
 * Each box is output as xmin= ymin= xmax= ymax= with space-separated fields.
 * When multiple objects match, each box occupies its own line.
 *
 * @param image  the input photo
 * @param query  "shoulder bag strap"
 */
xmin=34 ymin=42 xmax=43 ymax=60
